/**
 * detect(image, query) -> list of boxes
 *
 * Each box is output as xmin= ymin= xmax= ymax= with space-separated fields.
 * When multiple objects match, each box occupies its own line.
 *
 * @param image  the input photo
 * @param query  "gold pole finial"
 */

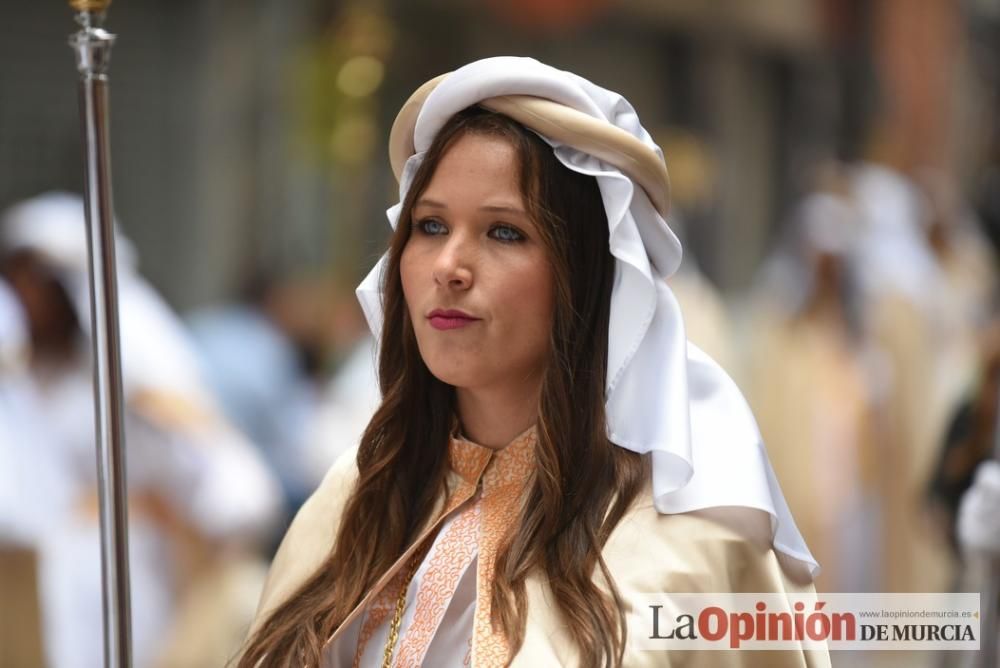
xmin=69 ymin=0 xmax=112 ymax=12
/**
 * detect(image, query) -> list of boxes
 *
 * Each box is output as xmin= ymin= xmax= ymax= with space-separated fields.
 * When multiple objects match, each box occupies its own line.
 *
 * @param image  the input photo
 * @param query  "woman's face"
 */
xmin=400 ymin=132 xmax=554 ymax=396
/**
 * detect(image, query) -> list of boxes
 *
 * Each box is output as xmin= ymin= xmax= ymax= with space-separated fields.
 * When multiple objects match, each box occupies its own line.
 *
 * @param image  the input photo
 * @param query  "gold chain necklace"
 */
xmin=381 ymin=539 xmax=433 ymax=668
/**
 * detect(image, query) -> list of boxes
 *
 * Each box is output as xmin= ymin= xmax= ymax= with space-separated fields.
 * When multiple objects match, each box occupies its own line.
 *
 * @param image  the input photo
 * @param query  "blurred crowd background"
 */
xmin=1 ymin=1 xmax=998 ymax=667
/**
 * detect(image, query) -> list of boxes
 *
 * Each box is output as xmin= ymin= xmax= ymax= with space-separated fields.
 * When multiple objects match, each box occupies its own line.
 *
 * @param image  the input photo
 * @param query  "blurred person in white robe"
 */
xmin=745 ymin=164 xmax=884 ymax=592
xmin=957 ymin=458 xmax=1000 ymax=663
xmin=848 ymin=163 xmax=979 ymax=592
xmin=0 ymin=277 xmax=65 ymax=551
xmin=0 ymin=276 xmax=61 ymax=667
xmin=0 ymin=192 xmax=283 ymax=668
xmin=929 ymin=315 xmax=1000 ymax=666
xmin=918 ymin=170 xmax=998 ymax=399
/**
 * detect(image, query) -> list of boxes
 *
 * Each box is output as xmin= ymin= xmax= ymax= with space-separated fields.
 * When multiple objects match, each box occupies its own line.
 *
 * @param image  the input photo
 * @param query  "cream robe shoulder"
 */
xmin=251 ymin=449 xmax=831 ymax=668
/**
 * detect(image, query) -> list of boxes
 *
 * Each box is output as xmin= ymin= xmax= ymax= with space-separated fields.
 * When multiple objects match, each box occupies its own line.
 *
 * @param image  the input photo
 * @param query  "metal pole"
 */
xmin=67 ymin=2 xmax=132 ymax=667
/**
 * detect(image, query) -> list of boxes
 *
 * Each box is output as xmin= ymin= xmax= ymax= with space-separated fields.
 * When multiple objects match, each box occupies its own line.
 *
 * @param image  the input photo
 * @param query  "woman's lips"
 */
xmin=427 ymin=309 xmax=481 ymax=331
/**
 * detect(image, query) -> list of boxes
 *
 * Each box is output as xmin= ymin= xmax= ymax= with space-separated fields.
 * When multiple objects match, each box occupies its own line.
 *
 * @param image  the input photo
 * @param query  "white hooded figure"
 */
xmin=847 ymin=164 xmax=970 ymax=593
xmin=0 ymin=277 xmax=65 ymax=547
xmin=0 ymin=276 xmax=64 ymax=666
xmin=743 ymin=171 xmax=885 ymax=593
xmin=959 ymin=461 xmax=1000 ymax=556
xmin=0 ymin=193 xmax=283 ymax=668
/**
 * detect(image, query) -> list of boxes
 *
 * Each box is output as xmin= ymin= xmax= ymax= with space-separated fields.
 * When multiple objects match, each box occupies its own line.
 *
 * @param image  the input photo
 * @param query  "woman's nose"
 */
xmin=432 ymin=236 xmax=473 ymax=290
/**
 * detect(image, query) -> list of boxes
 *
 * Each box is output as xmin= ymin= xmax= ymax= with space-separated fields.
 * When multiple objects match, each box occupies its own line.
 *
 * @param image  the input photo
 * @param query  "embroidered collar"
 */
xmin=447 ymin=426 xmax=536 ymax=493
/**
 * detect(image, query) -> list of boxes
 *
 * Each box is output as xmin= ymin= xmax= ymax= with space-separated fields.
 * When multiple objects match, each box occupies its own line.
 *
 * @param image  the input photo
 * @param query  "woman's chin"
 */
xmin=423 ymin=358 xmax=499 ymax=392
xmin=426 ymin=366 xmax=479 ymax=390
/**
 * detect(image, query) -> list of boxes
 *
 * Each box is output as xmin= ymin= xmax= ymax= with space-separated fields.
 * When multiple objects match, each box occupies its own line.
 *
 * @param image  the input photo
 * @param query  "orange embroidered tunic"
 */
xmin=325 ymin=428 xmax=536 ymax=667
xmin=250 ymin=430 xmax=831 ymax=667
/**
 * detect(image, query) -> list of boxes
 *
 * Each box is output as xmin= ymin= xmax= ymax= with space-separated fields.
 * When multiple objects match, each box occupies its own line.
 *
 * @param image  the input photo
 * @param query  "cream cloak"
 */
xmin=250 ymin=445 xmax=830 ymax=667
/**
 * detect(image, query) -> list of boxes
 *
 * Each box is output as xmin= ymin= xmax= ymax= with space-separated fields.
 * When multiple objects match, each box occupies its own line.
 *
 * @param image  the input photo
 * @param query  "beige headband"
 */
xmin=388 ymin=73 xmax=671 ymax=218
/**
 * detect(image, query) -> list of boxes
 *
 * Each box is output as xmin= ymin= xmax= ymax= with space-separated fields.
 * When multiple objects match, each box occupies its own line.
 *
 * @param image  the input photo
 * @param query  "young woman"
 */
xmin=239 ymin=57 xmax=828 ymax=668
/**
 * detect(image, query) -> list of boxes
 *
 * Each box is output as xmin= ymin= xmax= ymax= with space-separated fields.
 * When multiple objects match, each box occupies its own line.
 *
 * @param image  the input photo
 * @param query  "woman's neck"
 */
xmin=455 ymin=380 xmax=541 ymax=449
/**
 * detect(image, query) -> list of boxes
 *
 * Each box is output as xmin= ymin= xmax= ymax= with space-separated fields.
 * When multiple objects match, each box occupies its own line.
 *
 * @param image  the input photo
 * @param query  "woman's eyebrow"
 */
xmin=415 ymin=197 xmax=446 ymax=209
xmin=479 ymin=204 xmax=528 ymax=216
xmin=416 ymin=198 xmax=528 ymax=217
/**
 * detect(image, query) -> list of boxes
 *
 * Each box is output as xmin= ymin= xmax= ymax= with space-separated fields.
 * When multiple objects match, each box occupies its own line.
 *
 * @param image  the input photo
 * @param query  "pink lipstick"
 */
xmin=428 ymin=309 xmax=480 ymax=331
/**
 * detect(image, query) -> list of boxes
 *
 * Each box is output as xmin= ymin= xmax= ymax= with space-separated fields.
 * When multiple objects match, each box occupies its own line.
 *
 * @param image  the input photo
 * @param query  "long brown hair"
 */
xmin=238 ymin=107 xmax=647 ymax=667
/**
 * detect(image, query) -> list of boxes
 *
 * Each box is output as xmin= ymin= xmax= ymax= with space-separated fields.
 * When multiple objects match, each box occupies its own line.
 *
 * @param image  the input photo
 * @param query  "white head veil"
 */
xmin=357 ymin=57 xmax=818 ymax=579
xmin=849 ymin=164 xmax=941 ymax=307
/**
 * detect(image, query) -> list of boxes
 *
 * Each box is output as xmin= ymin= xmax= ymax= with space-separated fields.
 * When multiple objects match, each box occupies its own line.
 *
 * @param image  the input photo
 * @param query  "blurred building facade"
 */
xmin=1 ymin=0 xmax=995 ymax=307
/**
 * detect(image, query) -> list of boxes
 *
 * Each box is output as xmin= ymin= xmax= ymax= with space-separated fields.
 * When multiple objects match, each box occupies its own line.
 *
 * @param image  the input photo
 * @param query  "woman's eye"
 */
xmin=489 ymin=225 xmax=524 ymax=243
xmin=416 ymin=219 xmax=447 ymax=235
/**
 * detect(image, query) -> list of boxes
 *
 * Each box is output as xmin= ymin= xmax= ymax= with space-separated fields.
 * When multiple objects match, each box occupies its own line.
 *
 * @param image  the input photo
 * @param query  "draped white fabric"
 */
xmin=357 ymin=57 xmax=818 ymax=577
